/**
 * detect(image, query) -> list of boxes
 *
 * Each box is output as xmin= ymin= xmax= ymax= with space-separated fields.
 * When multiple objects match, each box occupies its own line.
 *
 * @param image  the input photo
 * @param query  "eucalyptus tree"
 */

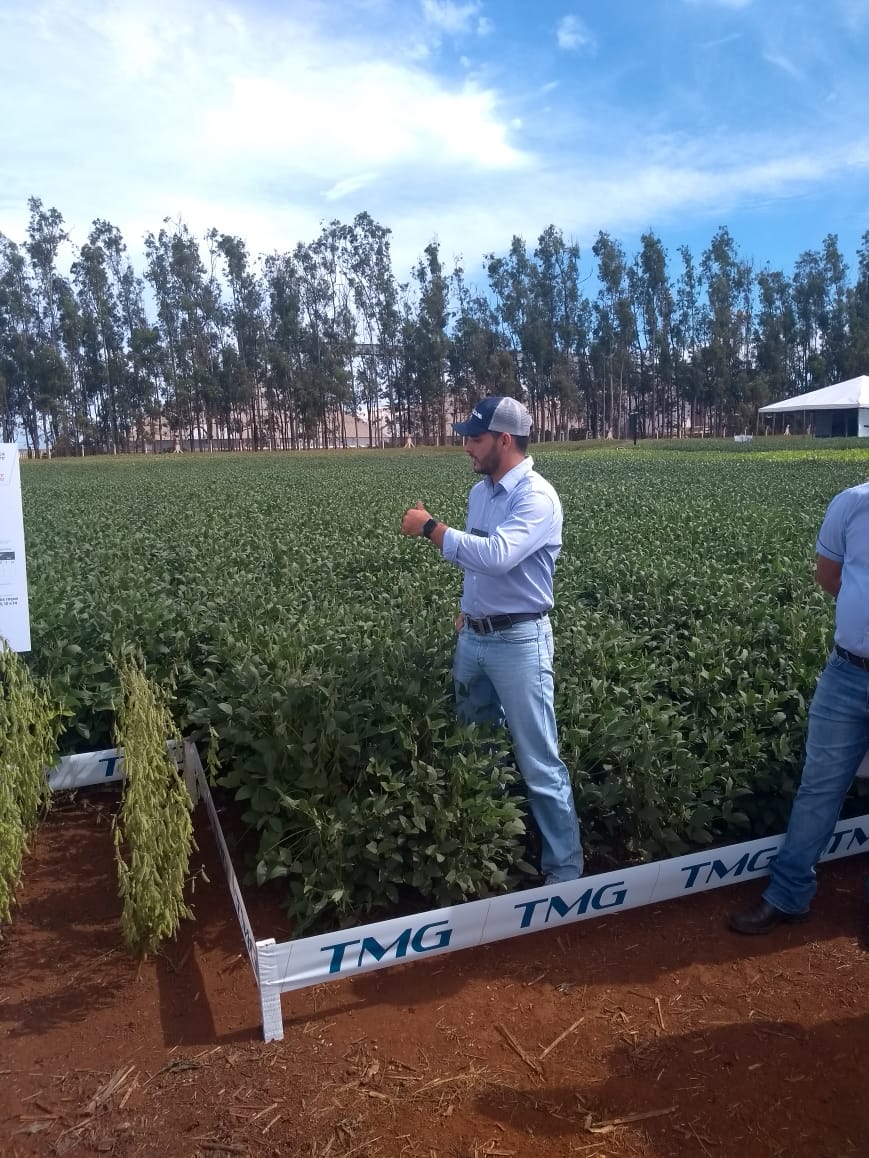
xmin=699 ymin=227 xmax=754 ymax=433
xmin=290 ymin=240 xmax=331 ymax=447
xmin=144 ymin=226 xmax=184 ymax=442
xmin=484 ymin=231 xmax=580 ymax=434
xmin=72 ymin=233 xmax=126 ymax=451
xmin=216 ymin=233 xmax=263 ymax=449
xmin=345 ymin=212 xmax=399 ymax=448
xmin=0 ymin=233 xmax=70 ymax=452
xmin=486 ymin=237 xmax=543 ymax=420
xmin=531 ymin=226 xmax=589 ymax=439
xmin=144 ymin=221 xmax=223 ymax=448
xmin=129 ymin=323 xmax=166 ymax=451
xmin=88 ymin=220 xmax=155 ymax=450
xmin=0 ymin=237 xmax=38 ymax=447
xmin=628 ymin=231 xmax=675 ymax=436
xmin=791 ymin=247 xmax=828 ymax=393
xmin=25 ymin=198 xmax=67 ymax=354
xmin=790 ymin=236 xmax=851 ymax=392
xmin=293 ymin=224 xmax=356 ymax=448
xmin=263 ymin=249 xmax=306 ymax=449
xmin=31 ymin=342 xmax=71 ymax=451
xmin=753 ymin=268 xmax=796 ymax=409
xmin=58 ymin=274 xmax=103 ymax=451
xmin=16 ymin=199 xmax=73 ymax=451
xmin=393 ymin=284 xmax=420 ymax=444
xmin=820 ymin=234 xmax=849 ymax=385
xmin=844 ymin=231 xmax=869 ymax=379
xmin=410 ymin=241 xmax=450 ymax=444
xmin=590 ymin=231 xmax=636 ymax=437
xmin=671 ymin=245 xmax=706 ymax=435
xmin=0 ymin=368 xmax=10 ymax=442
xmin=448 ymin=263 xmax=518 ymax=421
xmin=314 ymin=221 xmax=362 ymax=447
xmin=53 ymin=279 xmax=95 ymax=452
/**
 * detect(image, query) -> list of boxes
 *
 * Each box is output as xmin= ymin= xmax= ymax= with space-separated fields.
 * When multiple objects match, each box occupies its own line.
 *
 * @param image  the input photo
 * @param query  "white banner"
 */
xmin=47 ymin=748 xmax=127 ymax=789
xmin=0 ymin=445 xmax=31 ymax=652
xmin=46 ymin=743 xmax=184 ymax=791
xmin=44 ymin=743 xmax=869 ymax=1042
xmin=257 ymin=810 xmax=869 ymax=1019
xmin=257 ymin=812 xmax=869 ymax=1031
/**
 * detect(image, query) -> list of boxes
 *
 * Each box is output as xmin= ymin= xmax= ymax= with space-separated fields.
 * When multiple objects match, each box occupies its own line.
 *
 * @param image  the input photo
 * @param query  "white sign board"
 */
xmin=0 ymin=445 xmax=31 ymax=652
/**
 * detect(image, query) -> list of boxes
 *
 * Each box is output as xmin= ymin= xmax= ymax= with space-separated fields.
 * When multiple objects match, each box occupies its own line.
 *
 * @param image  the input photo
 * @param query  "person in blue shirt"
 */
xmin=401 ymin=396 xmax=583 ymax=885
xmin=730 ymin=480 xmax=869 ymax=938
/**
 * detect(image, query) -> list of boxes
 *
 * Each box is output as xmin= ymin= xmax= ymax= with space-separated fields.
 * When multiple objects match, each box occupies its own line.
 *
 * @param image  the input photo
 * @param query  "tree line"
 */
xmin=2 ymin=196 xmax=868 ymax=453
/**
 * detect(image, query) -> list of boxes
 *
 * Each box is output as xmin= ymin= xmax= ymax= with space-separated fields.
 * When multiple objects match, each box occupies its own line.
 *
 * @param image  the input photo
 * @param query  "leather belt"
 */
xmin=835 ymin=644 xmax=869 ymax=672
xmin=464 ymin=611 xmax=547 ymax=635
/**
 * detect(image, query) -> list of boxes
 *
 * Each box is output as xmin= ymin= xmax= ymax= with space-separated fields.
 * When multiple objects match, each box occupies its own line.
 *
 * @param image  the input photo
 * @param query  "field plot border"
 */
xmin=47 ymin=745 xmax=869 ymax=1043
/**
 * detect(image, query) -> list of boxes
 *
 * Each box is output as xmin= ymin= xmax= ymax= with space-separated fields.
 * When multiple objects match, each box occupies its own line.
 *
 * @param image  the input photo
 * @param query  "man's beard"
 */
xmin=472 ymin=447 xmax=500 ymax=476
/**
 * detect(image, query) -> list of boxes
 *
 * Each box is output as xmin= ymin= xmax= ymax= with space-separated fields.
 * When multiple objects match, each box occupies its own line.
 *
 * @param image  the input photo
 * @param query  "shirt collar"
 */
xmin=490 ymin=456 xmax=533 ymax=495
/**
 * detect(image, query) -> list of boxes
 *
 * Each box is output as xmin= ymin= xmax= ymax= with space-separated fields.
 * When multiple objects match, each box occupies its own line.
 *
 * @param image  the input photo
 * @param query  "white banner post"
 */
xmin=0 ymin=444 xmax=31 ymax=652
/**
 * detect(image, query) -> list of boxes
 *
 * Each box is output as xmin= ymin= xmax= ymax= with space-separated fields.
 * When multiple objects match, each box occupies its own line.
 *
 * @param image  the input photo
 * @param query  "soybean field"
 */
xmin=20 ymin=444 xmax=869 ymax=931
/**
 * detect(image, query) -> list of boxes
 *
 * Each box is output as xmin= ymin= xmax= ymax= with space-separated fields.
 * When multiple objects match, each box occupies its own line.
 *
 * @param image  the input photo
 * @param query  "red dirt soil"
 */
xmin=2 ymin=794 xmax=869 ymax=1158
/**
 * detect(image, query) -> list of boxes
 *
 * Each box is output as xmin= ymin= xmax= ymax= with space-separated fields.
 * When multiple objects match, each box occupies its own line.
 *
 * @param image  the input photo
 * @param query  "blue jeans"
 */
xmin=764 ymin=651 xmax=869 ymax=915
xmin=453 ymin=617 xmax=583 ymax=883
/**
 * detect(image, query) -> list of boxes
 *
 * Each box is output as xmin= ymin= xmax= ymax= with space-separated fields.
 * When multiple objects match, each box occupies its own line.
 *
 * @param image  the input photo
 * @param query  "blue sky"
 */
xmin=1 ymin=0 xmax=868 ymax=284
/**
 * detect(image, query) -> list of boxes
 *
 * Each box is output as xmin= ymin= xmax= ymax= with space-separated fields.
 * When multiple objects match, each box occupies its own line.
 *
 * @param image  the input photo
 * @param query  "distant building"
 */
xmin=759 ymin=375 xmax=869 ymax=438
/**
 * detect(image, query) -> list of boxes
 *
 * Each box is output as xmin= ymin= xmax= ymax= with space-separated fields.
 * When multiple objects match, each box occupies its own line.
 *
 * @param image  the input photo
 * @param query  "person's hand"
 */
xmin=401 ymin=500 xmax=432 ymax=537
xmin=454 ymin=612 xmax=465 ymax=632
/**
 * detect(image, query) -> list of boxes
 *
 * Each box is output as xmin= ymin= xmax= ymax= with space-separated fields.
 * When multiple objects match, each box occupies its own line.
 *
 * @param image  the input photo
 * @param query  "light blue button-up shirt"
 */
xmin=816 ymin=480 xmax=869 ymax=658
xmin=441 ymin=457 xmax=562 ymax=618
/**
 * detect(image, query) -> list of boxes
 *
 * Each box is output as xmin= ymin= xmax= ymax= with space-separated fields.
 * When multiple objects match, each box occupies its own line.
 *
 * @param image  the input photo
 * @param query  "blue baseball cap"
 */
xmin=453 ymin=396 xmax=533 ymax=437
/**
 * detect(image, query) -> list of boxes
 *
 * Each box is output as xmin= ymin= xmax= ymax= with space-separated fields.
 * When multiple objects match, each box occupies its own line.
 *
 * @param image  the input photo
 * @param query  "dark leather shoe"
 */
xmin=729 ymin=899 xmax=809 ymax=935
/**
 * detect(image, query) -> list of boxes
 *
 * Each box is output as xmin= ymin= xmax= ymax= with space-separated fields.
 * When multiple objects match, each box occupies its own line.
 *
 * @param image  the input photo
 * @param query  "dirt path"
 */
xmin=2 ymin=797 xmax=868 ymax=1158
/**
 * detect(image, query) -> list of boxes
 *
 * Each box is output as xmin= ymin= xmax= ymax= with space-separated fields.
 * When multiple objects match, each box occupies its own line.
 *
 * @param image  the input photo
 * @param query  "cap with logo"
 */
xmin=453 ymin=396 xmax=533 ymax=438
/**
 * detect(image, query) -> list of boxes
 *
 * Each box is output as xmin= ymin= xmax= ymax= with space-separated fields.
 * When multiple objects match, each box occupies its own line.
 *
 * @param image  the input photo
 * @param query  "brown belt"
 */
xmin=835 ymin=644 xmax=869 ymax=672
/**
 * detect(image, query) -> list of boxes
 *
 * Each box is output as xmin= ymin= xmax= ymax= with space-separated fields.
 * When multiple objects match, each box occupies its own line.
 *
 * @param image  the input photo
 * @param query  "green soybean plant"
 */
xmin=0 ymin=645 xmax=61 ymax=926
xmin=112 ymin=655 xmax=195 ymax=960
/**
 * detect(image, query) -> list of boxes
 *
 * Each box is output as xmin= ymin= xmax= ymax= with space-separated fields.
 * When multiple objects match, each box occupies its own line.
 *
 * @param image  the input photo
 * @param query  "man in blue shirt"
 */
xmin=730 ymin=480 xmax=869 ymax=938
xmin=401 ymin=396 xmax=583 ymax=885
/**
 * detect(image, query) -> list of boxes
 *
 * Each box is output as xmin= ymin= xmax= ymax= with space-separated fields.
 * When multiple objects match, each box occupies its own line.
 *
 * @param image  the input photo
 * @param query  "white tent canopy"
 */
xmin=759 ymin=375 xmax=869 ymax=414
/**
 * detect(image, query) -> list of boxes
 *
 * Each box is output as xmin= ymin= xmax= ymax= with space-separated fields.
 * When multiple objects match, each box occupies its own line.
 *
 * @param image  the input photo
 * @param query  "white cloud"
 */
xmin=698 ymin=32 xmax=743 ymax=49
xmin=527 ymin=132 xmax=869 ymax=246
xmin=0 ymin=0 xmax=867 ymax=282
xmin=0 ymin=0 xmax=527 ymax=268
xmin=197 ymin=68 xmax=526 ymax=176
xmin=763 ymin=51 xmax=804 ymax=81
xmin=421 ymin=0 xmax=480 ymax=34
xmin=324 ymin=174 xmax=379 ymax=201
xmin=556 ymin=15 xmax=595 ymax=52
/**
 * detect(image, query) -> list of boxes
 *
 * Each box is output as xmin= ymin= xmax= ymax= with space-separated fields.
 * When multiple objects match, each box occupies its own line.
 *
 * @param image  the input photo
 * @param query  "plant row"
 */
xmin=18 ymin=445 xmax=869 ymax=931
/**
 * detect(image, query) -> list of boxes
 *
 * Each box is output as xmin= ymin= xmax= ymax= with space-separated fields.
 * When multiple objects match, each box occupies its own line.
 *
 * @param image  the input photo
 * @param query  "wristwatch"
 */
xmin=422 ymin=517 xmax=440 ymax=539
